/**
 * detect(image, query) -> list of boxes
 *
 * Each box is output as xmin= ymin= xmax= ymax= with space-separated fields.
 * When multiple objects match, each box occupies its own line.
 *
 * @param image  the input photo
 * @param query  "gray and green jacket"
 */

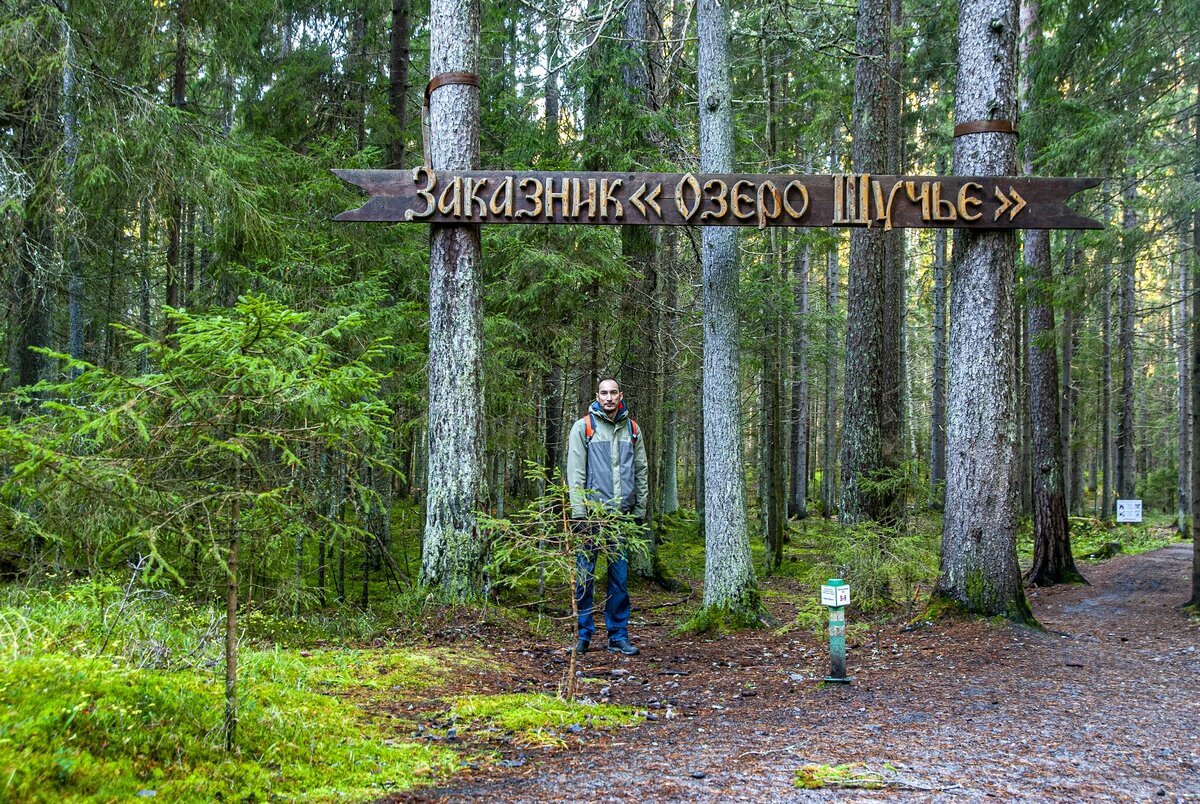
xmin=567 ymin=401 xmax=649 ymax=520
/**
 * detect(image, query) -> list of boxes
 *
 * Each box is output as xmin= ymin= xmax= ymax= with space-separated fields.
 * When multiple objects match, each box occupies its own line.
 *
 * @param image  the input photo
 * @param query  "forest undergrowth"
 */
xmin=0 ymin=505 xmax=1179 ymax=801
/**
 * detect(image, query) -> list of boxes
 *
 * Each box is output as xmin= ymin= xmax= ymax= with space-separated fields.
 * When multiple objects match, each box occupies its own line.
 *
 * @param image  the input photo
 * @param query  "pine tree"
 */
xmin=840 ymin=0 xmax=898 ymax=525
xmin=696 ymin=0 xmax=758 ymax=622
xmin=419 ymin=0 xmax=487 ymax=601
xmin=1021 ymin=0 xmax=1083 ymax=587
xmin=936 ymin=0 xmax=1033 ymax=621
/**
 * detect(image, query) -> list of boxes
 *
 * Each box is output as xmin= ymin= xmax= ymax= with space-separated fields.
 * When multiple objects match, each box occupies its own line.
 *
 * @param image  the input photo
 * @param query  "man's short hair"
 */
xmin=597 ymin=377 xmax=620 ymax=391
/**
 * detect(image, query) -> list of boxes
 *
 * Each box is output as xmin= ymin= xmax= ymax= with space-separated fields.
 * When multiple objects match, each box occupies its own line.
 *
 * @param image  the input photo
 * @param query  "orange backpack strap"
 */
xmin=584 ymin=413 xmax=595 ymax=443
xmin=629 ymin=418 xmax=639 ymax=443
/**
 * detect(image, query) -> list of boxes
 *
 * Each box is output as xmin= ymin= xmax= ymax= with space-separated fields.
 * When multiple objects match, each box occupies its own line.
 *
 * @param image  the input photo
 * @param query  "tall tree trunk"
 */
xmin=1177 ymin=221 xmax=1190 ymax=536
xmin=224 ymin=402 xmax=242 ymax=751
xmin=695 ymin=372 xmax=705 ymax=530
xmin=1190 ymin=81 xmax=1200 ymax=608
xmin=1116 ymin=159 xmax=1137 ymax=501
xmin=139 ymin=200 xmax=152 ymax=373
xmin=1020 ymin=0 xmax=1082 ymax=587
xmin=618 ymin=0 xmax=663 ymax=581
xmin=936 ymin=0 xmax=1032 ymax=621
xmin=661 ymin=246 xmax=680 ymax=514
xmin=759 ymin=29 xmax=784 ymax=569
xmin=930 ymin=220 xmax=948 ymax=503
xmin=336 ymin=453 xmax=347 ymax=603
xmin=761 ymin=233 xmax=784 ymax=571
xmin=1019 ymin=292 xmax=1032 ymax=514
xmin=544 ymin=0 xmax=561 ymax=144
xmin=420 ymin=0 xmax=486 ymax=601
xmin=840 ymin=0 xmax=898 ymax=524
xmin=63 ymin=11 xmax=84 ymax=376
xmin=822 ymin=141 xmax=841 ymax=519
xmin=543 ymin=364 xmax=564 ymax=477
xmin=1102 ymin=187 xmax=1113 ymax=519
xmin=11 ymin=11 xmax=56 ymax=392
xmin=387 ymin=0 xmax=412 ymax=169
xmin=165 ymin=1 xmax=187 ymax=337
xmin=789 ymin=230 xmax=811 ymax=518
xmin=697 ymin=0 xmax=757 ymax=620
xmin=884 ymin=0 xmax=906 ymax=468
xmin=1062 ymin=237 xmax=1082 ymax=513
xmin=349 ymin=1 xmax=368 ymax=151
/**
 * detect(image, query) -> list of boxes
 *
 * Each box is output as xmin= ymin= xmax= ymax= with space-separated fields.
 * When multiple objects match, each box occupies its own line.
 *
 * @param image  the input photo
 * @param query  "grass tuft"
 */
xmin=449 ymin=692 xmax=641 ymax=737
xmin=795 ymin=762 xmax=885 ymax=790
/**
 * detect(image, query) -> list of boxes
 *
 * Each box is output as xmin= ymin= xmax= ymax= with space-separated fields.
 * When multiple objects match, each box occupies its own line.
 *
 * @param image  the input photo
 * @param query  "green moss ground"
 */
xmin=0 ymin=580 xmax=641 ymax=802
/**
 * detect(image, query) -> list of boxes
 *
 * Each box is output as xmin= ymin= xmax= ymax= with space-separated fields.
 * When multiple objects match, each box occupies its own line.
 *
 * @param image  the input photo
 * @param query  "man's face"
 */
xmin=596 ymin=380 xmax=623 ymax=414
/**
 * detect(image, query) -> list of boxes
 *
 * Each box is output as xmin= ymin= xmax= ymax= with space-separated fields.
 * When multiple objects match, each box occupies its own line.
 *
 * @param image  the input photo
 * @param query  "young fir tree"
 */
xmin=1 ymin=297 xmax=391 ymax=749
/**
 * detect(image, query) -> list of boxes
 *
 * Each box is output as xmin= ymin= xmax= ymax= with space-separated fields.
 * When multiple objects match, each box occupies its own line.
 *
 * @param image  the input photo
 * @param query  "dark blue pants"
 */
xmin=575 ymin=545 xmax=629 ymax=643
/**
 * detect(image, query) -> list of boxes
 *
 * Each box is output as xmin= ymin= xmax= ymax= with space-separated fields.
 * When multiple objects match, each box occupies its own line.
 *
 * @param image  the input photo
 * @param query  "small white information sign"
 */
xmin=820 ymin=583 xmax=851 ymax=607
xmin=1115 ymin=499 xmax=1142 ymax=524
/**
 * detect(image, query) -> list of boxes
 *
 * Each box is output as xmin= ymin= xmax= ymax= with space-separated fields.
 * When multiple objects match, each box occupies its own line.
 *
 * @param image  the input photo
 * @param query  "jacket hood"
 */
xmin=589 ymin=399 xmax=629 ymax=424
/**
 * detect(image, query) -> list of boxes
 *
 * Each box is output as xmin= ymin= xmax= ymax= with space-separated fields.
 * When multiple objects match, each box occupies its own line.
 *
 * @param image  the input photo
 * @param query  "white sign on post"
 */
xmin=1115 ymin=499 xmax=1142 ymax=524
xmin=820 ymin=583 xmax=851 ymax=607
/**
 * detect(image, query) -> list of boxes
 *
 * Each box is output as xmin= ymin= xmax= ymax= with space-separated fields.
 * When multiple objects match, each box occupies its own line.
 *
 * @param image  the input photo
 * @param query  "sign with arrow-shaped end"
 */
xmin=994 ymin=186 xmax=1027 ymax=221
xmin=333 ymin=170 xmax=1102 ymax=231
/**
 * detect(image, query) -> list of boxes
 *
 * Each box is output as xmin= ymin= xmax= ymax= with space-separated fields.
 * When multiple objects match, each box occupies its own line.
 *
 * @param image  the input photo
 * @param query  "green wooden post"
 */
xmin=821 ymin=578 xmax=851 ymax=683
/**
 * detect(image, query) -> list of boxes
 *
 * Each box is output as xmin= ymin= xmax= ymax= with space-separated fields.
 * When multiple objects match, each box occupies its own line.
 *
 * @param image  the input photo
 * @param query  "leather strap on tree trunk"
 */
xmin=953 ymin=119 xmax=1018 ymax=138
xmin=422 ymin=72 xmax=480 ymax=167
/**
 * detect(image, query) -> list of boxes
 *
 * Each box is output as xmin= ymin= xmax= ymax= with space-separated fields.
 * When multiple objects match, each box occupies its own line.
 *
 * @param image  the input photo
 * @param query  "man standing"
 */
xmin=566 ymin=378 xmax=648 ymax=656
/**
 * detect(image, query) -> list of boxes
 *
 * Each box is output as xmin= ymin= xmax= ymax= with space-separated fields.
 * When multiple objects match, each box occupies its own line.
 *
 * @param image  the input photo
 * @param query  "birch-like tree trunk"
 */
xmin=420 ymin=0 xmax=485 ymax=601
xmin=697 ymin=0 xmax=757 ymax=619
xmin=936 ymin=0 xmax=1032 ymax=621
xmin=1116 ymin=160 xmax=1137 ymax=501
xmin=1020 ymin=0 xmax=1082 ymax=587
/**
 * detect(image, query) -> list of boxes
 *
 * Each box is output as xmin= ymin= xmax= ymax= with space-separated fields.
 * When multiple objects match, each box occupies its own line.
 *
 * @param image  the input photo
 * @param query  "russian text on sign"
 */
xmin=334 ymin=169 xmax=1102 ymax=230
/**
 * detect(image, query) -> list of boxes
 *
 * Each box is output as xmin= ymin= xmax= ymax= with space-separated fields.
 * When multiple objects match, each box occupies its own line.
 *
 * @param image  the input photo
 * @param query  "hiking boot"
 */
xmin=571 ymin=638 xmax=590 ymax=655
xmin=607 ymin=639 xmax=640 ymax=656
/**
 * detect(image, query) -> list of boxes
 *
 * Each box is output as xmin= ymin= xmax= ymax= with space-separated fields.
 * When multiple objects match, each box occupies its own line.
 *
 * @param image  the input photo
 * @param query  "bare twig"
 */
xmin=641 ymin=591 xmax=695 ymax=610
xmin=737 ymin=741 xmax=808 ymax=759
xmin=97 ymin=555 xmax=146 ymax=656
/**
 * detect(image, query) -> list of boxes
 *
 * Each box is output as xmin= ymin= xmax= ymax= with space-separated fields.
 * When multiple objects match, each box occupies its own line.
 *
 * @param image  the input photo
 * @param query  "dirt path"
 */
xmin=400 ymin=544 xmax=1200 ymax=802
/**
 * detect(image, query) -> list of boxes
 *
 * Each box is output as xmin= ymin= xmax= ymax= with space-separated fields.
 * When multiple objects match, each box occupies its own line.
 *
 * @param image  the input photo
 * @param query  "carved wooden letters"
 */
xmin=335 ymin=169 xmax=1101 ymax=230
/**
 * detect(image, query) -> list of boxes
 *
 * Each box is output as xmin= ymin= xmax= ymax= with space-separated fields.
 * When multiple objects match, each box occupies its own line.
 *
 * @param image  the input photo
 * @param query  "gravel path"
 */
xmin=401 ymin=543 xmax=1200 ymax=802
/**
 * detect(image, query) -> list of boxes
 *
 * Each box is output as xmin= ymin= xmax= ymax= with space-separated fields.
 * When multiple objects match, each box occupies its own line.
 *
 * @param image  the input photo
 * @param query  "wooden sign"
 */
xmin=334 ymin=168 xmax=1102 ymax=230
